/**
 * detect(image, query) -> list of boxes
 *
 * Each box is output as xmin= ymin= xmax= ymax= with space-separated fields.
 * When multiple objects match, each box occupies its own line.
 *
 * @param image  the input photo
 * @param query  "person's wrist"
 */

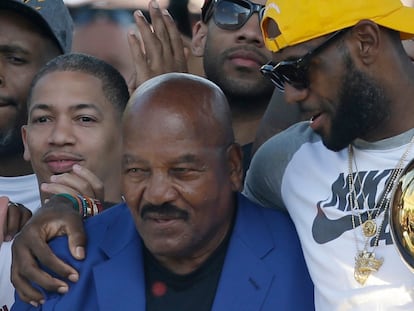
xmin=42 ymin=193 xmax=79 ymax=213
xmin=51 ymin=193 xmax=103 ymax=218
xmin=53 ymin=193 xmax=81 ymax=211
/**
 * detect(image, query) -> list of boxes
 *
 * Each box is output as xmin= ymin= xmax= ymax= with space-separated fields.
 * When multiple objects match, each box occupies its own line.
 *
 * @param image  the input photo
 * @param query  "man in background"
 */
xmin=128 ymin=0 xmax=276 ymax=169
xmin=0 ymin=1 xmax=72 ymax=309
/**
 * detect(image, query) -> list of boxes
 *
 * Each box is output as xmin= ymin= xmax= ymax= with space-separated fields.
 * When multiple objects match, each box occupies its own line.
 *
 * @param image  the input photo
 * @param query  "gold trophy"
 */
xmin=390 ymin=158 xmax=414 ymax=271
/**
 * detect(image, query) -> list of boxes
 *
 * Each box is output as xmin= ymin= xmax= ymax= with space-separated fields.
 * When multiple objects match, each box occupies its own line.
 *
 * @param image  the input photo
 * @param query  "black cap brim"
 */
xmin=0 ymin=0 xmax=64 ymax=53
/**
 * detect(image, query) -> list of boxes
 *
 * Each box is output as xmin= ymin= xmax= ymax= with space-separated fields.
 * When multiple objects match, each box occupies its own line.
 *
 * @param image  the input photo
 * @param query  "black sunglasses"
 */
xmin=260 ymin=29 xmax=347 ymax=92
xmin=202 ymin=0 xmax=265 ymax=31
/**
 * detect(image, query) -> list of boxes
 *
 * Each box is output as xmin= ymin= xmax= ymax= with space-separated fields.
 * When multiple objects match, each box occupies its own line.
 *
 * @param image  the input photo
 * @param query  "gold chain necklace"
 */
xmin=348 ymin=136 xmax=414 ymax=285
xmin=352 ymin=158 xmax=378 ymax=237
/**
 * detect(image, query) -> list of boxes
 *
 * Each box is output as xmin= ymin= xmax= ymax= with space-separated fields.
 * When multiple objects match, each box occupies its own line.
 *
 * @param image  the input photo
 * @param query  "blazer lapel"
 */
xmin=211 ymin=194 xmax=275 ymax=311
xmin=89 ymin=196 xmax=275 ymax=311
xmin=93 ymin=206 xmax=147 ymax=310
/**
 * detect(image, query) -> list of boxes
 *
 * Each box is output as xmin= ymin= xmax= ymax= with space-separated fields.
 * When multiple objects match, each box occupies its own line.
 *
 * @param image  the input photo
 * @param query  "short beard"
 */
xmin=323 ymin=54 xmax=390 ymax=151
xmin=202 ymin=41 xmax=274 ymax=109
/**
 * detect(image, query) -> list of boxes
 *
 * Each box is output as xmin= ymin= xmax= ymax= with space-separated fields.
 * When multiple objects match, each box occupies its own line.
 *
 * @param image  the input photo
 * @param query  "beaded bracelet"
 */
xmin=55 ymin=193 xmax=103 ymax=218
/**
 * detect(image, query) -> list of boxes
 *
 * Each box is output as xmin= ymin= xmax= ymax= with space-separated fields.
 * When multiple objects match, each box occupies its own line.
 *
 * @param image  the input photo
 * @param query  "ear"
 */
xmin=349 ymin=20 xmax=381 ymax=65
xmin=226 ymin=143 xmax=243 ymax=192
xmin=21 ymin=125 xmax=31 ymax=162
xmin=191 ymin=21 xmax=208 ymax=57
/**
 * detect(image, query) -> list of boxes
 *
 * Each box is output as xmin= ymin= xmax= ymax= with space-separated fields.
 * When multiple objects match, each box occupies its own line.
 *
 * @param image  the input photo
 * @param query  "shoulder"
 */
xmin=243 ymin=122 xmax=319 ymax=209
xmin=252 ymin=121 xmax=318 ymax=164
xmin=22 ymin=203 xmax=134 ymax=303
xmin=47 ymin=203 xmax=131 ymax=269
xmin=233 ymin=194 xmax=314 ymax=307
xmin=236 ymin=194 xmax=297 ymax=237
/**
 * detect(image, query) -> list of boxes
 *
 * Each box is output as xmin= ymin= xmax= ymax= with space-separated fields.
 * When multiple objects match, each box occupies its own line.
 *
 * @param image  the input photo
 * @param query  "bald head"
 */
xmin=124 ymin=73 xmax=234 ymax=148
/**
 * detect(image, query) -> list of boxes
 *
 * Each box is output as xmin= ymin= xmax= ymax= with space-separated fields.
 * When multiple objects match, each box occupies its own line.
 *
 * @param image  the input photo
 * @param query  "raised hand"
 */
xmin=40 ymin=164 xmax=104 ymax=203
xmin=127 ymin=0 xmax=188 ymax=93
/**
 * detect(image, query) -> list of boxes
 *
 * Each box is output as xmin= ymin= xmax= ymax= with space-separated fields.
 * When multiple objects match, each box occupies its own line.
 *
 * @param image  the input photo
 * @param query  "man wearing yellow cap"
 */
xmin=244 ymin=0 xmax=414 ymax=310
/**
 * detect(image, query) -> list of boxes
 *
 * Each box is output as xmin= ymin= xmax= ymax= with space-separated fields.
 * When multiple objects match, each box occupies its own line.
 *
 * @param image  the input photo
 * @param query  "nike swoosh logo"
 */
xmin=312 ymin=202 xmax=372 ymax=244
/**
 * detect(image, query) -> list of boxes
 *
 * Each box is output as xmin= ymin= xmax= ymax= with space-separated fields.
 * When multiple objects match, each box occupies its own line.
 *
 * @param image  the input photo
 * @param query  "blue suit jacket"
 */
xmin=12 ymin=194 xmax=314 ymax=311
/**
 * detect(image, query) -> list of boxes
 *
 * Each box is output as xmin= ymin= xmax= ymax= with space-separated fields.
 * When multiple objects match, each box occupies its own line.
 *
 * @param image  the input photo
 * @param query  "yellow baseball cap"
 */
xmin=261 ymin=0 xmax=414 ymax=52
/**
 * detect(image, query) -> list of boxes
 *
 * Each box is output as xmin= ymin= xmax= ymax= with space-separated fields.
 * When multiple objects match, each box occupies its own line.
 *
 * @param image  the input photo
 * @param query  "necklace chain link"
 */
xmin=347 ymin=135 xmax=414 ymax=285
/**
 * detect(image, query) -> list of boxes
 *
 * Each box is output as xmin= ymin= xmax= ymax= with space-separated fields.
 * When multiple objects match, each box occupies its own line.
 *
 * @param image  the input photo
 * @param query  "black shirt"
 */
xmin=144 ymin=229 xmax=232 ymax=311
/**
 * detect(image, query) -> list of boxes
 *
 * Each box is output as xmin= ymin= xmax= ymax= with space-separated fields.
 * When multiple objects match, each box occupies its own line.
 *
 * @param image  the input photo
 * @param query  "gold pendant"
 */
xmin=362 ymin=219 xmax=377 ymax=237
xmin=354 ymin=251 xmax=384 ymax=285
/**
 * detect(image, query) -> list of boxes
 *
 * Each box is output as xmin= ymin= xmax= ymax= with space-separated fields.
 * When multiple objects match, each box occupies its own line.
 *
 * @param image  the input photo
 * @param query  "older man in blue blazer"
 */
xmin=12 ymin=73 xmax=314 ymax=311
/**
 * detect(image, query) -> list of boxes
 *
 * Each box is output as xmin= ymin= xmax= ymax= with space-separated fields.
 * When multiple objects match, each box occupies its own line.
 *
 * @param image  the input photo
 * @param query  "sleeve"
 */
xmin=243 ymin=122 xmax=312 ymax=212
xmin=243 ymin=132 xmax=288 ymax=211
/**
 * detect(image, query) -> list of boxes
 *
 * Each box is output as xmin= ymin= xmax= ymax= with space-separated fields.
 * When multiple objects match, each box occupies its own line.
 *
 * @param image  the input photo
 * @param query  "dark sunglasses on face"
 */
xmin=202 ymin=0 xmax=265 ymax=31
xmin=260 ymin=29 xmax=348 ymax=92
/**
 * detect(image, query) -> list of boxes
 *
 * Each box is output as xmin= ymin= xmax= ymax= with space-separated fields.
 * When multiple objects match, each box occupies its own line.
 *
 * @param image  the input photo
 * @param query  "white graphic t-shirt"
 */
xmin=244 ymin=122 xmax=414 ymax=311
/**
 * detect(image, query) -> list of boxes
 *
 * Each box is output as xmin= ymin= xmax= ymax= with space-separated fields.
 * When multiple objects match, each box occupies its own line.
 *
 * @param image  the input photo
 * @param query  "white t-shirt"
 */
xmin=0 ymin=174 xmax=40 ymax=311
xmin=244 ymin=122 xmax=414 ymax=311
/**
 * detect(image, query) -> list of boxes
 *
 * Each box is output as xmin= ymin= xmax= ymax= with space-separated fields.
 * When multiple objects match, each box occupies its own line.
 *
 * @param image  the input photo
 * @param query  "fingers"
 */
xmin=25 ymin=240 xmax=79 ymax=283
xmin=11 ymin=237 xmax=72 ymax=304
xmin=40 ymin=195 xmax=87 ymax=260
xmin=128 ymin=13 xmax=151 ymax=86
xmin=149 ymin=2 xmax=174 ymax=65
xmin=66 ymin=221 xmax=87 ymax=261
xmin=11 ymin=200 xmax=86 ymax=303
xmin=161 ymin=11 xmax=187 ymax=71
xmin=11 ymin=243 xmax=48 ymax=305
xmin=147 ymin=1 xmax=187 ymax=71
xmin=4 ymin=201 xmax=32 ymax=241
xmin=41 ymin=164 xmax=104 ymax=202
xmin=12 ymin=273 xmax=46 ymax=306
xmin=128 ymin=0 xmax=188 ymax=89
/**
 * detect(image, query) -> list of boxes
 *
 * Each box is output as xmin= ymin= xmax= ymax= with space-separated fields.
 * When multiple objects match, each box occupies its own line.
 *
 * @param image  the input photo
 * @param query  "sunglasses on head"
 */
xmin=202 ymin=0 xmax=265 ymax=31
xmin=260 ymin=29 xmax=348 ymax=92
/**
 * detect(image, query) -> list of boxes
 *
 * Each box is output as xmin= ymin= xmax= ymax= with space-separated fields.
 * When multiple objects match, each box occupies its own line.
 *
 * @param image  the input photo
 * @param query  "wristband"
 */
xmin=76 ymin=194 xmax=89 ymax=219
xmin=76 ymin=194 xmax=104 ymax=218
